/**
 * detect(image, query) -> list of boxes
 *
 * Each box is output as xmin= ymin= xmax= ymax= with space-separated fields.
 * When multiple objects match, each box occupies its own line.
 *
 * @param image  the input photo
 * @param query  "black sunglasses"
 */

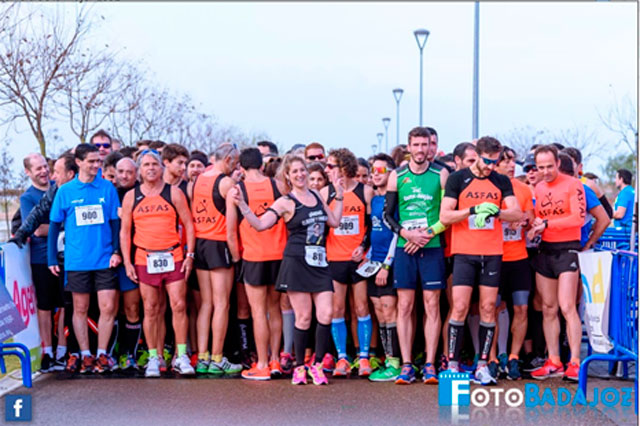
xmin=93 ymin=143 xmax=111 ymax=149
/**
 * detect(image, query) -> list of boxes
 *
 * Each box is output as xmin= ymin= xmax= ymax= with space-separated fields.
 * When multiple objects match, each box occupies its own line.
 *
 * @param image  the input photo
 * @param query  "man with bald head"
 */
xmin=20 ymin=153 xmax=62 ymax=372
xmin=116 ymin=157 xmax=138 ymax=201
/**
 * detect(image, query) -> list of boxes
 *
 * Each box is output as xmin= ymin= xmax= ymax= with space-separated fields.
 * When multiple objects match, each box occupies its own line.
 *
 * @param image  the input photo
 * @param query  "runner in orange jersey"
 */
xmin=120 ymin=150 xmax=195 ymax=377
xmin=189 ymin=143 xmax=242 ymax=375
xmin=527 ymin=145 xmax=586 ymax=382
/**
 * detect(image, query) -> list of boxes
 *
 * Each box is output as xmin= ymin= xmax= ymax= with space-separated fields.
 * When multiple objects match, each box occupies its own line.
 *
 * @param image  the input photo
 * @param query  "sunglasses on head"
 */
xmin=139 ymin=149 xmax=160 ymax=157
xmin=307 ymin=154 xmax=325 ymax=161
xmin=93 ymin=143 xmax=111 ymax=149
xmin=372 ymin=166 xmax=388 ymax=174
xmin=481 ymin=156 xmax=499 ymax=165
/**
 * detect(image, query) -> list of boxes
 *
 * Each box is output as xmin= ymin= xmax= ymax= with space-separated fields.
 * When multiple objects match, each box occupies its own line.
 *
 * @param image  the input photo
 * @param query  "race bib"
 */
xmin=402 ymin=217 xmax=428 ymax=231
xmin=305 ymin=246 xmax=328 ymax=267
xmin=356 ymin=260 xmax=382 ymax=278
xmin=468 ymin=215 xmax=495 ymax=230
xmin=334 ymin=215 xmax=359 ymax=236
xmin=146 ymin=251 xmax=175 ymax=274
xmin=502 ymin=222 xmax=522 ymax=242
xmin=75 ymin=204 xmax=104 ymax=226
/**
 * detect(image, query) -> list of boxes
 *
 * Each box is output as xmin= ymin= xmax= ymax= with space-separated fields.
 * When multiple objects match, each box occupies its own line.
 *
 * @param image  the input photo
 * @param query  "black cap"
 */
xmin=523 ymin=153 xmax=536 ymax=172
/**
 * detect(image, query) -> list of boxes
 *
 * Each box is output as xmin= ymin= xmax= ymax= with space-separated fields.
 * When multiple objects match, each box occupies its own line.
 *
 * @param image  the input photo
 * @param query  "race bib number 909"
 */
xmin=334 ymin=215 xmax=359 ymax=236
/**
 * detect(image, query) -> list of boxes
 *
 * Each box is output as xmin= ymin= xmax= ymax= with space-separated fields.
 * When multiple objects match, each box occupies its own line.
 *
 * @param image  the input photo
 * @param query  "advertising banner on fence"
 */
xmin=0 ymin=243 xmax=41 ymax=391
xmin=578 ymin=250 xmax=614 ymax=353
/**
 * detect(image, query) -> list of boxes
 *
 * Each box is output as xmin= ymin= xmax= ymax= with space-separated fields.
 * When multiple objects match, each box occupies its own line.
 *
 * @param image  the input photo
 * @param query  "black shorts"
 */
xmin=534 ymin=241 xmax=581 ymax=279
xmin=452 ymin=254 xmax=502 ymax=288
xmin=30 ymin=264 xmax=63 ymax=310
xmin=499 ymin=258 xmax=532 ymax=305
xmin=367 ymin=267 xmax=396 ymax=298
xmin=445 ymin=256 xmax=455 ymax=279
xmin=329 ymin=261 xmax=366 ymax=285
xmin=276 ymin=256 xmax=333 ymax=293
xmin=242 ymin=260 xmax=281 ymax=286
xmin=194 ymin=239 xmax=231 ymax=270
xmin=66 ymin=269 xmax=118 ymax=293
xmin=234 ymin=260 xmax=243 ymax=283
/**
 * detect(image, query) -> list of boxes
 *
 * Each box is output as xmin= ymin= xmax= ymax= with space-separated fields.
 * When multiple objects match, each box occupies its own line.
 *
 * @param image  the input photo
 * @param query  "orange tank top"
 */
xmin=238 ymin=178 xmax=287 ymax=262
xmin=501 ymin=178 xmax=534 ymax=262
xmin=132 ymin=184 xmax=183 ymax=266
xmin=326 ymin=182 xmax=367 ymax=262
xmin=192 ymin=170 xmax=227 ymax=241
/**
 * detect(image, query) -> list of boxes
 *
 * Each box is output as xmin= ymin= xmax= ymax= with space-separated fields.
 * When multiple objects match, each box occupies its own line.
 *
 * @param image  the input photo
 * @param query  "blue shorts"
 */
xmin=117 ymin=265 xmax=139 ymax=292
xmin=393 ymin=246 xmax=446 ymax=291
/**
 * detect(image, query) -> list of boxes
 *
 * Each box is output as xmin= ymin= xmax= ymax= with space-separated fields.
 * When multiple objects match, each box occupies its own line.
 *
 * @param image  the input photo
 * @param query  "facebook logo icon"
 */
xmin=438 ymin=372 xmax=470 ymax=406
xmin=5 ymin=395 xmax=32 ymax=422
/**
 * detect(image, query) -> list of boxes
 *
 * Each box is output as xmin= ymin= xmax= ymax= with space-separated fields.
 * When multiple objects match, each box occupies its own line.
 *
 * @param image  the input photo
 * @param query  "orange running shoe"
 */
xmin=358 ymin=358 xmax=372 ymax=377
xmin=269 ymin=360 xmax=283 ymax=377
xmin=531 ymin=359 xmax=564 ymax=380
xmin=333 ymin=358 xmax=351 ymax=377
xmin=241 ymin=365 xmax=271 ymax=381
xmin=563 ymin=362 xmax=579 ymax=382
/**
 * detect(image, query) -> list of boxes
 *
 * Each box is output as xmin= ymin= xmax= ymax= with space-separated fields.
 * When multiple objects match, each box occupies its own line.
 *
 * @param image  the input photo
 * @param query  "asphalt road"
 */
xmin=2 ymin=371 xmax=637 ymax=425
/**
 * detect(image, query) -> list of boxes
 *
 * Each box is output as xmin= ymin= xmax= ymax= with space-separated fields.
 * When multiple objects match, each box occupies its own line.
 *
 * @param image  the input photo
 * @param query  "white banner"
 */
xmin=578 ymin=250 xmax=614 ymax=353
xmin=0 ymin=242 xmax=41 ymax=390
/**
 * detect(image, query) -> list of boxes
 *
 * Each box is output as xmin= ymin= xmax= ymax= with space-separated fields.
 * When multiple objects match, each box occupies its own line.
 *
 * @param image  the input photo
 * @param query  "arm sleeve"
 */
xmin=382 ymin=232 xmax=398 ymax=266
xmin=548 ymin=181 xmax=587 ymax=229
xmin=47 ymin=221 xmax=61 ymax=266
xmin=361 ymin=213 xmax=372 ymax=250
xmin=383 ymin=191 xmax=402 ymax=234
xmin=599 ymin=195 xmax=613 ymax=218
xmin=110 ymin=218 xmax=121 ymax=253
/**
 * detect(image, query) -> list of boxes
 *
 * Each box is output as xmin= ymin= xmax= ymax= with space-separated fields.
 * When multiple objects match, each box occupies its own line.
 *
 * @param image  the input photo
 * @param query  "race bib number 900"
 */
xmin=334 ymin=215 xmax=359 ymax=236
xmin=305 ymin=246 xmax=328 ymax=267
xmin=75 ymin=204 xmax=105 ymax=226
xmin=146 ymin=252 xmax=175 ymax=274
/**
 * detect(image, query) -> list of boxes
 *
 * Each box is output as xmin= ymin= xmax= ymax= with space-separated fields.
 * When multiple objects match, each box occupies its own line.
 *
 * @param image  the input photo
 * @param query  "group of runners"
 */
xmin=10 ymin=126 xmax=635 ymax=386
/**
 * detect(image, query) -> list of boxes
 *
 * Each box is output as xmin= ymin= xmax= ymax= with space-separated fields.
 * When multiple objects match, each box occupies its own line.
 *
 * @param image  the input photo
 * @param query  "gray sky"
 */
xmin=7 ymin=2 xmax=638 ymax=174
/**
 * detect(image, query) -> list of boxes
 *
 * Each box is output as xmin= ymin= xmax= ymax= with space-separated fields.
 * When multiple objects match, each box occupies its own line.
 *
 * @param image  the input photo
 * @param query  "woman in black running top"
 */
xmin=229 ymin=155 xmax=344 ymax=386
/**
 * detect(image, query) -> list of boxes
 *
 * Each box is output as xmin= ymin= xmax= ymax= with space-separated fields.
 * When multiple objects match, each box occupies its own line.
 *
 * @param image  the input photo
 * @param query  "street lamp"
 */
xmin=472 ymin=1 xmax=479 ymax=139
xmin=392 ymin=88 xmax=404 ymax=147
xmin=414 ymin=28 xmax=430 ymax=126
xmin=371 ymin=144 xmax=378 ymax=155
xmin=382 ymin=117 xmax=391 ymax=153
xmin=376 ymin=133 xmax=383 ymax=153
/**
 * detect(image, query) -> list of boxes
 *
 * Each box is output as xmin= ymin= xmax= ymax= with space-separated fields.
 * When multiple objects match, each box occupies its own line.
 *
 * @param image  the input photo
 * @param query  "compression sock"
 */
xmin=467 ymin=314 xmax=480 ymax=353
xmin=177 ymin=344 xmax=187 ymax=357
xmin=148 ymin=348 xmax=158 ymax=359
xmin=478 ymin=322 xmax=496 ymax=367
xmin=314 ymin=323 xmax=331 ymax=364
xmin=282 ymin=310 xmax=294 ymax=355
xmin=448 ymin=320 xmax=465 ymax=368
xmin=331 ymin=318 xmax=348 ymax=359
xmin=531 ymin=310 xmax=545 ymax=358
xmin=123 ymin=320 xmax=142 ymax=356
xmin=357 ymin=315 xmax=372 ymax=358
xmin=44 ymin=346 xmax=53 ymax=357
xmin=238 ymin=318 xmax=250 ymax=353
xmin=378 ymin=323 xmax=388 ymax=356
xmin=56 ymin=345 xmax=66 ymax=359
xmin=293 ymin=327 xmax=310 ymax=367
xmin=387 ymin=323 xmax=401 ymax=359
xmin=497 ymin=309 xmax=510 ymax=355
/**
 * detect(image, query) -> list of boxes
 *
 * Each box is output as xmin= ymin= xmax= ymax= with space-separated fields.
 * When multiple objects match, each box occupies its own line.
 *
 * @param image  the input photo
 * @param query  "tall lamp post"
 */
xmin=472 ymin=1 xmax=480 ymax=139
xmin=382 ymin=117 xmax=391 ymax=153
xmin=371 ymin=144 xmax=378 ymax=156
xmin=392 ymin=88 xmax=404 ymax=147
xmin=414 ymin=29 xmax=430 ymax=126
xmin=376 ymin=133 xmax=384 ymax=153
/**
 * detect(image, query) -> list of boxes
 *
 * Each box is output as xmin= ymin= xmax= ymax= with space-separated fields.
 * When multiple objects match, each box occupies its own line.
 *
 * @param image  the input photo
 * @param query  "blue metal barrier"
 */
xmin=598 ymin=227 xmax=636 ymax=251
xmin=578 ymin=249 xmax=637 ymax=411
xmin=0 ymin=342 xmax=32 ymax=388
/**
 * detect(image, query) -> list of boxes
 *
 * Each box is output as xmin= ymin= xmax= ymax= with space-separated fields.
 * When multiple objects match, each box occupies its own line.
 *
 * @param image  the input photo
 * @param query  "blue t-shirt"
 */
xmin=369 ymin=195 xmax=396 ymax=263
xmin=49 ymin=176 xmax=120 ymax=271
xmin=19 ymin=185 xmax=50 ymax=264
xmin=581 ymin=184 xmax=601 ymax=246
xmin=614 ymin=185 xmax=635 ymax=229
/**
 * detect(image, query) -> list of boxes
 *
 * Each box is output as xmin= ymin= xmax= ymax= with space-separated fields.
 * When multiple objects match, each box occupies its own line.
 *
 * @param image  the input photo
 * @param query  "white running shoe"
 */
xmin=471 ymin=364 xmax=497 ymax=386
xmin=173 ymin=354 xmax=195 ymax=375
xmin=145 ymin=356 xmax=161 ymax=378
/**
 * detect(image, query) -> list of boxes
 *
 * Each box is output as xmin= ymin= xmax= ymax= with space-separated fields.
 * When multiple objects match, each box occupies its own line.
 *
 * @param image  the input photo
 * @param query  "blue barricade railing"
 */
xmin=578 ymin=248 xmax=637 ymax=412
xmin=598 ymin=227 xmax=637 ymax=251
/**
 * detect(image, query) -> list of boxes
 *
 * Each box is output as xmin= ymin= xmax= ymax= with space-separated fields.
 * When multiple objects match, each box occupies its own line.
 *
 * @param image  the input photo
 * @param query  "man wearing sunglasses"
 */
xmin=440 ymin=136 xmax=522 ymax=385
xmin=305 ymin=142 xmax=326 ymax=166
xmin=383 ymin=126 xmax=449 ymax=385
xmin=90 ymin=129 xmax=113 ymax=163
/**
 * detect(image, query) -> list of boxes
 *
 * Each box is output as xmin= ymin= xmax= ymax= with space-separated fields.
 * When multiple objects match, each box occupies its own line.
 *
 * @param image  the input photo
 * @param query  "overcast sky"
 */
xmin=7 ymin=2 xmax=638 ymax=174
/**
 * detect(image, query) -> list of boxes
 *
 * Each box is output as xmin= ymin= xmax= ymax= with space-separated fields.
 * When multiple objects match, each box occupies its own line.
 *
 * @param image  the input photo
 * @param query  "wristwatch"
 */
xmin=542 ymin=219 xmax=548 ymax=229
xmin=381 ymin=264 xmax=391 ymax=271
xmin=186 ymin=252 xmax=195 ymax=259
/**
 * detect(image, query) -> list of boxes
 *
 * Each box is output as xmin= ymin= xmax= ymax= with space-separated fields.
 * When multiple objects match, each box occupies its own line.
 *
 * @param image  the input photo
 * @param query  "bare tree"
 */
xmin=0 ymin=6 xmax=92 ymax=156
xmin=0 ymin=142 xmax=23 ymax=236
xmin=497 ymin=126 xmax=549 ymax=160
xmin=549 ymin=126 xmax=598 ymax=164
xmin=599 ymin=94 xmax=637 ymax=154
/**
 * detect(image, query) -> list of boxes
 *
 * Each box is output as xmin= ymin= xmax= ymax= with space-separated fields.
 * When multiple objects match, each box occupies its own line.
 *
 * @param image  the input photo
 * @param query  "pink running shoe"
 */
xmin=322 ymin=353 xmax=335 ymax=373
xmin=280 ymin=352 xmax=294 ymax=375
xmin=308 ymin=362 xmax=328 ymax=385
xmin=291 ymin=365 xmax=307 ymax=385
